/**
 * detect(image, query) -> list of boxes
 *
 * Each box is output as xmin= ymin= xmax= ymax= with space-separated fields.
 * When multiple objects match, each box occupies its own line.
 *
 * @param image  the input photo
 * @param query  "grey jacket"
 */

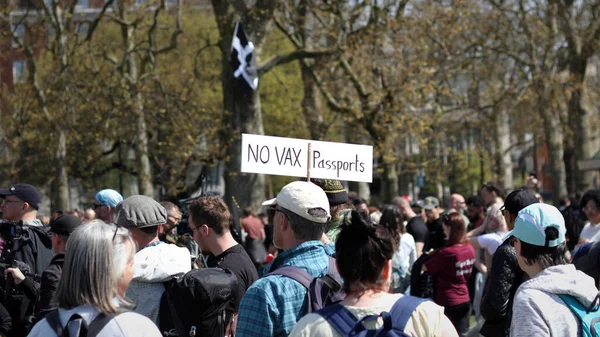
xmin=510 ymin=264 xmax=598 ymax=337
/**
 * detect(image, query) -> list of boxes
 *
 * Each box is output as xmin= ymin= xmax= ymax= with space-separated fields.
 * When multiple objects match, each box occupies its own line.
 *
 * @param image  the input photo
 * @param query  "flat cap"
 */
xmin=115 ymin=195 xmax=167 ymax=228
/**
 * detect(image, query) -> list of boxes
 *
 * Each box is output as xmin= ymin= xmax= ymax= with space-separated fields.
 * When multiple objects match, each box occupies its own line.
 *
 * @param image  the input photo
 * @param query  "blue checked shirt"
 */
xmin=236 ymin=241 xmax=336 ymax=337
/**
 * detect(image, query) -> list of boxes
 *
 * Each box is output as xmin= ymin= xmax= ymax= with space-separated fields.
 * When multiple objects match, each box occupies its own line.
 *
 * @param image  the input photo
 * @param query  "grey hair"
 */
xmin=281 ymin=207 xmax=325 ymax=241
xmin=56 ymin=220 xmax=136 ymax=313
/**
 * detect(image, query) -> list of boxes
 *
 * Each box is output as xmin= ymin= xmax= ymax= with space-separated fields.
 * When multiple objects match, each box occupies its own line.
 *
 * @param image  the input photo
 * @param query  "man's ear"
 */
xmin=280 ymin=216 xmax=290 ymax=232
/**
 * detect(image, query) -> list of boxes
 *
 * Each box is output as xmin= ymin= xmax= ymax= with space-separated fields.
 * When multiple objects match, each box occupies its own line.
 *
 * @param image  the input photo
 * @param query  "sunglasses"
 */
xmin=112 ymin=225 xmax=121 ymax=241
xmin=93 ymin=203 xmax=106 ymax=209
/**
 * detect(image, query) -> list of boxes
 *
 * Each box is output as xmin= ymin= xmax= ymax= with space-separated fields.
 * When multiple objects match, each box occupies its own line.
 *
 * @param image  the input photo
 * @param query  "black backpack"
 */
xmin=158 ymin=268 xmax=238 ymax=337
xmin=410 ymin=254 xmax=436 ymax=299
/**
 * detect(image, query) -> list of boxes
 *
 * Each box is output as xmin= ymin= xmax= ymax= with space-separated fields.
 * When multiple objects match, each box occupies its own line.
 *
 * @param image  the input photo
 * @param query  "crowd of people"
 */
xmin=0 ymin=178 xmax=599 ymax=337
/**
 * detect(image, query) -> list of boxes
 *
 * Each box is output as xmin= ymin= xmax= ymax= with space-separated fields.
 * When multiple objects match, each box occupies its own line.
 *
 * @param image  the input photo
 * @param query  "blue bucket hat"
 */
xmin=504 ymin=203 xmax=566 ymax=247
xmin=95 ymin=189 xmax=123 ymax=208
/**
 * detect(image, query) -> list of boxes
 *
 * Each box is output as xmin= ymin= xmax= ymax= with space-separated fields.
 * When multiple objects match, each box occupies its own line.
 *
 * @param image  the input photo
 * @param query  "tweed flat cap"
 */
xmin=115 ymin=195 xmax=167 ymax=228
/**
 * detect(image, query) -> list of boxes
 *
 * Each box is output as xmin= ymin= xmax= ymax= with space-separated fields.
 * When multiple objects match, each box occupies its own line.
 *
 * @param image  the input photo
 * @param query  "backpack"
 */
xmin=317 ymin=295 xmax=427 ymax=337
xmin=158 ymin=268 xmax=238 ymax=337
xmin=45 ymin=309 xmax=121 ymax=337
xmin=559 ymin=294 xmax=600 ymax=337
xmin=265 ymin=256 xmax=344 ymax=313
xmin=409 ymin=254 xmax=436 ymax=299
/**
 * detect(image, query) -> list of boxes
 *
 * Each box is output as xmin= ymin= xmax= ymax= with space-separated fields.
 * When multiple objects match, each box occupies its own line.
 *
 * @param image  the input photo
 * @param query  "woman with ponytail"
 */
xmin=289 ymin=211 xmax=457 ymax=337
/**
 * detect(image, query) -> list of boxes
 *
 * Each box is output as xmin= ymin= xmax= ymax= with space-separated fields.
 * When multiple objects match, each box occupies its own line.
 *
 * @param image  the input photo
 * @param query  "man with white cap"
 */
xmin=236 ymin=181 xmax=334 ymax=337
xmin=510 ymin=203 xmax=600 ymax=337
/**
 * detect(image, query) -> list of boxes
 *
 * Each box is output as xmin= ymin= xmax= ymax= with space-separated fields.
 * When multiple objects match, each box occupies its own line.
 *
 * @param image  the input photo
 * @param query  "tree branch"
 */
xmin=85 ymin=0 xmax=116 ymax=42
xmin=340 ymin=58 xmax=369 ymax=99
xmin=257 ymin=48 xmax=334 ymax=76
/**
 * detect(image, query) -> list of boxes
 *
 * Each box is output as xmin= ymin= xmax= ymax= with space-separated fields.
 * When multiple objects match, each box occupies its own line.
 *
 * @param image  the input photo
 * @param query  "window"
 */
xmin=12 ymin=60 xmax=27 ymax=84
xmin=11 ymin=24 xmax=25 ymax=48
xmin=77 ymin=0 xmax=88 ymax=8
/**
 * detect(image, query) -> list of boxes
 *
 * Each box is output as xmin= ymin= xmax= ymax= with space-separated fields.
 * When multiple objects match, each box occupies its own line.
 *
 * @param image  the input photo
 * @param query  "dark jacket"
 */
xmin=574 ymin=240 xmax=600 ymax=286
xmin=2 ymin=222 xmax=54 ymax=337
xmin=16 ymin=253 xmax=64 ymax=324
xmin=479 ymin=239 xmax=528 ymax=337
xmin=0 ymin=302 xmax=11 ymax=337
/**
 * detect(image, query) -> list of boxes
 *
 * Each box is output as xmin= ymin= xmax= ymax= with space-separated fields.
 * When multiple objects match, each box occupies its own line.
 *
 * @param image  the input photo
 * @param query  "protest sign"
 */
xmin=241 ymin=134 xmax=373 ymax=183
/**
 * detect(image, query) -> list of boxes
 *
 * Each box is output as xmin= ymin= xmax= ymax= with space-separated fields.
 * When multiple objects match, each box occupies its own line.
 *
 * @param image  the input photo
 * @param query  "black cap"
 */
xmin=50 ymin=214 xmax=82 ymax=236
xmin=503 ymin=189 xmax=538 ymax=216
xmin=0 ymin=184 xmax=42 ymax=210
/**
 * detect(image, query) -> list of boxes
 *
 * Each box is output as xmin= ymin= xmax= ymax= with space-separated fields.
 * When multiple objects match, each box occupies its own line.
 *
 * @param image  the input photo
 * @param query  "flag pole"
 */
xmin=307 ymin=143 xmax=312 ymax=182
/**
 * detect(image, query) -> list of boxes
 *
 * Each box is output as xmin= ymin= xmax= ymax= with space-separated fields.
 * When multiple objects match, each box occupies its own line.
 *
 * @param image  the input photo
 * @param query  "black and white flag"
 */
xmin=229 ymin=21 xmax=258 ymax=92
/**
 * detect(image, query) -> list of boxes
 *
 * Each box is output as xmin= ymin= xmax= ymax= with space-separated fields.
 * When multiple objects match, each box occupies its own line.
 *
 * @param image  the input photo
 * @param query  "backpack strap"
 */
xmin=388 ymin=295 xmax=428 ymax=331
xmin=87 ymin=313 xmax=119 ymax=337
xmin=317 ymin=304 xmax=358 ymax=336
xmin=46 ymin=309 xmax=65 ymax=337
xmin=265 ymin=266 xmax=313 ymax=289
xmin=266 ymin=266 xmax=315 ymax=313
xmin=327 ymin=256 xmax=338 ymax=277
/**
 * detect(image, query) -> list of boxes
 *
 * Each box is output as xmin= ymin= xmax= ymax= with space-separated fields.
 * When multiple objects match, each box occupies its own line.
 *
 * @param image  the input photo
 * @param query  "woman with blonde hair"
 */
xmin=27 ymin=220 xmax=161 ymax=337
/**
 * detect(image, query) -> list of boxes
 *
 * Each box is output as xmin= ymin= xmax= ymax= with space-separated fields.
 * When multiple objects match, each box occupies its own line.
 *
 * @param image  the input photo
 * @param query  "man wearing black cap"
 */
xmin=0 ymin=184 xmax=54 ymax=335
xmin=5 ymin=214 xmax=82 ymax=324
xmin=0 ymin=183 xmax=43 ymax=226
xmin=477 ymin=189 xmax=538 ymax=337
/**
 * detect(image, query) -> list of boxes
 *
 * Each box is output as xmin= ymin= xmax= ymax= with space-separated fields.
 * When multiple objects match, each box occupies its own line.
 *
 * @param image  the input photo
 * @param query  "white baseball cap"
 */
xmin=262 ymin=181 xmax=331 ymax=223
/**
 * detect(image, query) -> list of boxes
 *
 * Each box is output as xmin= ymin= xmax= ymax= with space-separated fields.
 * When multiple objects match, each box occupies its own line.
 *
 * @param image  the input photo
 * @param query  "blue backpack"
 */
xmin=317 ymin=295 xmax=427 ymax=337
xmin=559 ymin=294 xmax=600 ymax=337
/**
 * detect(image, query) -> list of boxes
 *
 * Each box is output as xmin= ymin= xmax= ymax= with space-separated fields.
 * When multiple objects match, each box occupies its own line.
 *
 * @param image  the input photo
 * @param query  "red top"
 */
xmin=424 ymin=244 xmax=475 ymax=307
xmin=241 ymin=216 xmax=264 ymax=240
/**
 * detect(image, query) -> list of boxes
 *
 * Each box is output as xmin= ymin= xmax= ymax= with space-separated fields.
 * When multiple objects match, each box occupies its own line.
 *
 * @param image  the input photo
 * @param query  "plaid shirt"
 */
xmin=236 ymin=241 xmax=335 ymax=337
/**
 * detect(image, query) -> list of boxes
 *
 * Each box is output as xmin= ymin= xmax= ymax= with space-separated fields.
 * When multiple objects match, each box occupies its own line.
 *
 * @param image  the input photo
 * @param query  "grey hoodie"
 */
xmin=126 ymin=242 xmax=191 ymax=324
xmin=510 ymin=264 xmax=599 ymax=337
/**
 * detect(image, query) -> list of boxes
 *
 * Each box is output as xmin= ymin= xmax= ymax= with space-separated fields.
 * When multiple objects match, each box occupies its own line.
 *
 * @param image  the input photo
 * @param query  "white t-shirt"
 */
xmin=579 ymin=222 xmax=600 ymax=242
xmin=288 ymin=293 xmax=457 ymax=337
xmin=477 ymin=232 xmax=505 ymax=255
xmin=27 ymin=306 xmax=161 ymax=337
xmin=392 ymin=233 xmax=417 ymax=279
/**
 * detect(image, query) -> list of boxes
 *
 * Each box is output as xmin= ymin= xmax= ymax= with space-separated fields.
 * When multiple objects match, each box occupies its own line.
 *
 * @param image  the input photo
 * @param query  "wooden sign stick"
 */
xmin=307 ymin=143 xmax=312 ymax=182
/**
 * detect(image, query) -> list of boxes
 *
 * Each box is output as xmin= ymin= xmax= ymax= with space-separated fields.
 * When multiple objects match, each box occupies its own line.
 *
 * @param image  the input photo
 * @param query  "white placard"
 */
xmin=241 ymin=134 xmax=373 ymax=183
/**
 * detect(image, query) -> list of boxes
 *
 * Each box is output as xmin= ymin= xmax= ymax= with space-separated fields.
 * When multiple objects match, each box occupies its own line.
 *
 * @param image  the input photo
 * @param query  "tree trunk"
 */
xmin=381 ymin=161 xmax=398 ymax=204
xmin=300 ymin=64 xmax=325 ymax=140
xmin=122 ymin=20 xmax=153 ymax=197
xmin=495 ymin=106 xmax=513 ymax=190
xmin=570 ymin=85 xmax=594 ymax=192
xmin=297 ymin=0 xmax=325 ymax=140
xmin=211 ymin=1 xmax=275 ymax=211
xmin=563 ymin=121 xmax=577 ymax=194
xmin=135 ymin=96 xmax=154 ymax=196
xmin=221 ymin=63 xmax=266 ymax=210
xmin=51 ymin=7 xmax=72 ymax=212
xmin=539 ymin=91 xmax=567 ymax=204
xmin=51 ymin=129 xmax=70 ymax=212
